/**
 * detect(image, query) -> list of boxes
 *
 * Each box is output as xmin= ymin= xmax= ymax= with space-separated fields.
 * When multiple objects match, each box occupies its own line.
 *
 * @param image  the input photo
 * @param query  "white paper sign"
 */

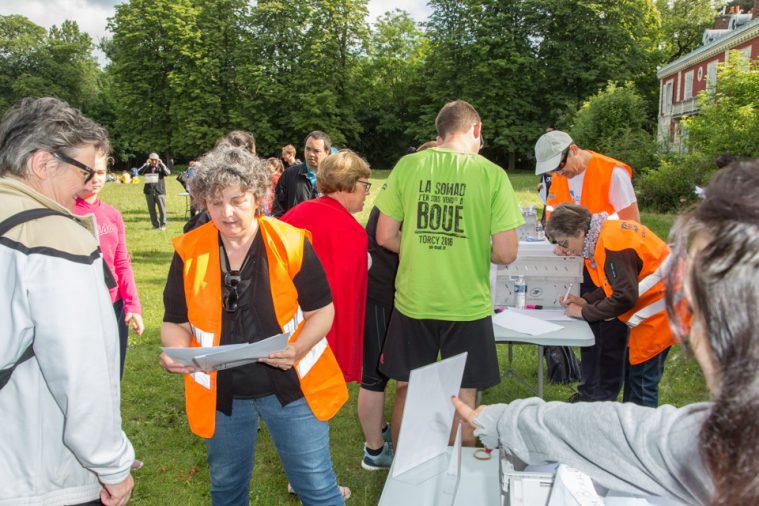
xmin=392 ymin=353 xmax=467 ymax=478
xmin=144 ymin=173 xmax=159 ymax=183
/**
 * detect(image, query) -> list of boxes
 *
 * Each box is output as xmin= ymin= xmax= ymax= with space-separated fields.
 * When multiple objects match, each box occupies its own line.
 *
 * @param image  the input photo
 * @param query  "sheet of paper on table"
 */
xmin=161 ymin=332 xmax=291 ymax=371
xmin=493 ymin=308 xmax=564 ymax=335
xmin=509 ymin=308 xmax=575 ymax=322
xmin=392 ymin=352 xmax=468 ymax=478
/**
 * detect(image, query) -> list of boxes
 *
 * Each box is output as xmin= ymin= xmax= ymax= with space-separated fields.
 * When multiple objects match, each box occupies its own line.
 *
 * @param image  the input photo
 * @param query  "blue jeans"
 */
xmin=205 ymin=396 xmax=344 ymax=506
xmin=623 ymin=347 xmax=671 ymax=407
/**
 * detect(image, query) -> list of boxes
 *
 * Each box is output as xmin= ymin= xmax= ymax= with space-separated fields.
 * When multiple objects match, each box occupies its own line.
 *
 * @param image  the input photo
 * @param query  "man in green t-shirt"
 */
xmin=375 ymin=100 xmax=523 ymax=447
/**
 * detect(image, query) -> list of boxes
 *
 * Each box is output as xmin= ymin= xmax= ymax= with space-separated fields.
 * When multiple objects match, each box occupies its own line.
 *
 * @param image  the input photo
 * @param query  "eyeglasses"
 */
xmin=357 ymin=180 xmax=372 ymax=194
xmin=51 ymin=151 xmax=95 ymax=183
xmin=552 ymin=238 xmax=570 ymax=249
xmin=552 ymin=148 xmax=570 ymax=173
xmin=223 ymin=271 xmax=241 ymax=312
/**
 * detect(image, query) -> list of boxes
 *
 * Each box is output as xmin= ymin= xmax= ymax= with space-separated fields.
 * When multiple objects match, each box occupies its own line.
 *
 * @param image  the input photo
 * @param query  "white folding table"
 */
xmin=493 ymin=318 xmax=594 ymax=398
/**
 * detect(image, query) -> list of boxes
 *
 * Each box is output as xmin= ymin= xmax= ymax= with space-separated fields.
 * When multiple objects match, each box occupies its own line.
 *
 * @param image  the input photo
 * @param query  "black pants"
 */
xmin=113 ymin=299 xmax=128 ymax=378
xmin=577 ymin=267 xmax=629 ymax=401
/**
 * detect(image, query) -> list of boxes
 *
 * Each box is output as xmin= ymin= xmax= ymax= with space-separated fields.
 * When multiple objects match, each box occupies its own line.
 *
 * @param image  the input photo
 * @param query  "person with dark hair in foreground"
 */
xmin=454 ymin=159 xmax=759 ymax=505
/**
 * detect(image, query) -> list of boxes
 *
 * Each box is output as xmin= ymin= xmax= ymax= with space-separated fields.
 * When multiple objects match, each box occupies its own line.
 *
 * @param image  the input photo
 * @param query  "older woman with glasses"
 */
xmin=281 ymin=149 xmax=372 ymax=384
xmin=0 ymin=97 xmax=134 ymax=505
xmin=547 ymin=203 xmax=676 ymax=407
xmin=159 ymin=145 xmax=349 ymax=505
xmin=453 ymin=159 xmax=759 ymax=505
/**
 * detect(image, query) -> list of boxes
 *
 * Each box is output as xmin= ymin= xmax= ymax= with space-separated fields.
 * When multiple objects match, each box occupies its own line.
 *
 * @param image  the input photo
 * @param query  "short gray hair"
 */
xmin=545 ymin=203 xmax=592 ymax=241
xmin=0 ymin=97 xmax=110 ymax=178
xmin=188 ymin=145 xmax=271 ymax=213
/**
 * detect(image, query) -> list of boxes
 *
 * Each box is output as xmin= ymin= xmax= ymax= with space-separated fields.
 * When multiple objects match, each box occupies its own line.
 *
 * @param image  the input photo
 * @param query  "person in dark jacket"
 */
xmin=271 ymin=131 xmax=331 ymax=218
xmin=138 ymin=152 xmax=170 ymax=230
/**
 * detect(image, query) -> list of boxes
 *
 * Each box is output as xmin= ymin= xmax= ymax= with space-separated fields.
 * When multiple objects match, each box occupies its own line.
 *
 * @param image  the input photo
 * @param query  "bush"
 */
xmin=638 ymin=151 xmax=714 ymax=212
xmin=571 ymin=82 xmax=659 ymax=173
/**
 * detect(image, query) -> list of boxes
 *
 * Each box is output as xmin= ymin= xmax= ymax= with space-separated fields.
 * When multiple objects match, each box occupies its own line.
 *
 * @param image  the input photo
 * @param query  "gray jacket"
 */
xmin=475 ymin=398 xmax=713 ymax=505
xmin=0 ymin=177 xmax=134 ymax=505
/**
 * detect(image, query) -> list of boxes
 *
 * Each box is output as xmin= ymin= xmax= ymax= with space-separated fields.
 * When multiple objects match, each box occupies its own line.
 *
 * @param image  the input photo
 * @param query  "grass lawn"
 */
xmin=109 ymin=169 xmax=707 ymax=505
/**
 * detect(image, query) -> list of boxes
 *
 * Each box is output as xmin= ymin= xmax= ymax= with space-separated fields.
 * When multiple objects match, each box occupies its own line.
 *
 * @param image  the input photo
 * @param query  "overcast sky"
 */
xmin=0 ymin=0 xmax=432 ymax=65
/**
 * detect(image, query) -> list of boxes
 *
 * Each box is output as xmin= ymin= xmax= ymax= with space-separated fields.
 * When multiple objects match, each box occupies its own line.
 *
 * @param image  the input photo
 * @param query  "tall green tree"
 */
xmin=421 ymin=0 xmax=542 ymax=169
xmin=656 ymin=0 xmax=716 ymax=63
xmin=0 ymin=16 xmax=99 ymax=114
xmin=355 ymin=9 xmax=428 ymax=166
xmin=527 ymin=0 xmax=662 ymax=128
xmin=107 ymin=0 xmax=200 ymax=160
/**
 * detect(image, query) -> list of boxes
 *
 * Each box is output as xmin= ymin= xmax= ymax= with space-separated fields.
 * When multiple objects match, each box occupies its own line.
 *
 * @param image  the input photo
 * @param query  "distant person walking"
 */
xmin=138 ymin=152 xmax=170 ymax=230
xmin=281 ymin=144 xmax=300 ymax=167
xmin=271 ymin=131 xmax=331 ymax=217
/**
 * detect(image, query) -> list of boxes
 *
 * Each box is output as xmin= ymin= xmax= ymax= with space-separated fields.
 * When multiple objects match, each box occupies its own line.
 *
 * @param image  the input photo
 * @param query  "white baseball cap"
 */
xmin=148 ymin=152 xmax=160 ymax=160
xmin=534 ymin=130 xmax=573 ymax=175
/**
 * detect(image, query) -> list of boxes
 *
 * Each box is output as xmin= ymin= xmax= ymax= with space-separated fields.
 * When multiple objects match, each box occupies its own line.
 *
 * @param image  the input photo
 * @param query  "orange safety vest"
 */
xmin=585 ymin=220 xmax=676 ymax=365
xmin=172 ymin=217 xmax=348 ymax=438
xmin=546 ymin=152 xmax=632 ymax=219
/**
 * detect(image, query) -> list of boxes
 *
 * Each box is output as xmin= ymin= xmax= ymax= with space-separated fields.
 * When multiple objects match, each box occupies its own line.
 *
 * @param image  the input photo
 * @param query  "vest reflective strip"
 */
xmin=297 ymin=337 xmax=328 ymax=378
xmin=189 ymin=324 xmax=215 ymax=389
xmin=637 ymin=255 xmax=671 ymax=298
xmin=545 ymin=205 xmax=555 ymax=212
xmin=280 ymin=306 xmax=328 ymax=378
xmin=627 ymin=298 xmax=667 ymax=328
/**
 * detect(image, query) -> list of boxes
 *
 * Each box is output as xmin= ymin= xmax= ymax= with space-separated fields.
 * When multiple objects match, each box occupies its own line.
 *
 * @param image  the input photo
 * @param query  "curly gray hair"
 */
xmin=188 ymin=145 xmax=271 ymax=213
xmin=0 ymin=97 xmax=110 ymax=178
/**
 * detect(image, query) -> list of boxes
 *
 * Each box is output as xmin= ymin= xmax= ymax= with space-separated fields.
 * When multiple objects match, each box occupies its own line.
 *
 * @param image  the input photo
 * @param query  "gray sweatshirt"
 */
xmin=474 ymin=399 xmax=713 ymax=505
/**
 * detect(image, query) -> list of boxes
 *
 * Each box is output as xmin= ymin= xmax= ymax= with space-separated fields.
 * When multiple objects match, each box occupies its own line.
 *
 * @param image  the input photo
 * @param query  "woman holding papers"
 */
xmin=548 ymin=203 xmax=676 ymax=407
xmin=454 ymin=160 xmax=759 ymax=505
xmin=159 ymin=144 xmax=349 ymax=505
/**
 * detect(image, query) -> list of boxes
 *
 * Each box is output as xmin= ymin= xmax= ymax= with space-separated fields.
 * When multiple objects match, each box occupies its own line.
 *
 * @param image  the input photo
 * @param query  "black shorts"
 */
xmin=361 ymin=301 xmax=392 ymax=392
xmin=379 ymin=311 xmax=500 ymax=389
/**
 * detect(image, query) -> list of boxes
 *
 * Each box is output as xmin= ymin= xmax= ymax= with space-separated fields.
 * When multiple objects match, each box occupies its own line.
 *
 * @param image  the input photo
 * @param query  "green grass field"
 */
xmin=109 ymin=170 xmax=708 ymax=504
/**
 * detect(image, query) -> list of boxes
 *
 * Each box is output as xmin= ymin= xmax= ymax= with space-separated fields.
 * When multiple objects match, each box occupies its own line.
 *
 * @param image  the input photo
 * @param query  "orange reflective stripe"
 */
xmin=174 ymin=217 xmax=348 ymax=438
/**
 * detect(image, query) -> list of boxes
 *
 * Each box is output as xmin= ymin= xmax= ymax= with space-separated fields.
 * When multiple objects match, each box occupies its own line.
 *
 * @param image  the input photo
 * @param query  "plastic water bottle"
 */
xmin=514 ymin=275 xmax=527 ymax=309
xmin=535 ymin=223 xmax=545 ymax=241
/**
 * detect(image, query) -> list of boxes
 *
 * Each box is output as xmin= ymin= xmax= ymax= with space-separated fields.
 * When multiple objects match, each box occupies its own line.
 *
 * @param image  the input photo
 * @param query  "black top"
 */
xmin=138 ymin=162 xmax=170 ymax=195
xmin=163 ymin=232 xmax=332 ymax=415
xmin=365 ymin=207 xmax=399 ymax=309
xmin=271 ymin=162 xmax=318 ymax=218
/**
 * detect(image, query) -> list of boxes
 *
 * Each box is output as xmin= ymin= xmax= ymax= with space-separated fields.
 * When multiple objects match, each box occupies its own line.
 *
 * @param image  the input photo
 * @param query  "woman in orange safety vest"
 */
xmin=545 ymin=203 xmax=676 ymax=407
xmin=158 ymin=144 xmax=349 ymax=505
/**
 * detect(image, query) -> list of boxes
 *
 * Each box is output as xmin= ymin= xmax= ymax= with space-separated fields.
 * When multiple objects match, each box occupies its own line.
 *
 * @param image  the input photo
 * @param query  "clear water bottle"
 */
xmin=535 ymin=222 xmax=545 ymax=241
xmin=514 ymin=275 xmax=527 ymax=309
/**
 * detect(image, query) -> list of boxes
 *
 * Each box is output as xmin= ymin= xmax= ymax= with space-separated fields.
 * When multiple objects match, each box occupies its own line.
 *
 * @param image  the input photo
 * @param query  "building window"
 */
xmin=738 ymin=46 xmax=752 ymax=70
xmin=707 ymin=61 xmax=718 ymax=92
xmin=684 ymin=70 xmax=694 ymax=100
xmin=664 ymin=81 xmax=673 ymax=114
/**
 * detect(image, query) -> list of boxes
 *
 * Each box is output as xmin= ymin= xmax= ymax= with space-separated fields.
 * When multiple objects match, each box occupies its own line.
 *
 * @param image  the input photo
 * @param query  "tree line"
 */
xmin=0 ymin=0 xmax=718 ymax=169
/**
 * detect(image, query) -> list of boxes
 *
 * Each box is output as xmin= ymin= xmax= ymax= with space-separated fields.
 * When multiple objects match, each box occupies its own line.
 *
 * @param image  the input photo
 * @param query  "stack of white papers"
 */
xmin=493 ymin=309 xmax=564 ymax=335
xmin=162 ymin=332 xmax=290 ymax=372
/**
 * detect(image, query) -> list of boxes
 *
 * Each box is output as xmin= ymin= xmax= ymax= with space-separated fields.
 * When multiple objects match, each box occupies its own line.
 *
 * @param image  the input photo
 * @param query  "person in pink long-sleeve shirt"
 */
xmin=74 ymin=154 xmax=144 ymax=377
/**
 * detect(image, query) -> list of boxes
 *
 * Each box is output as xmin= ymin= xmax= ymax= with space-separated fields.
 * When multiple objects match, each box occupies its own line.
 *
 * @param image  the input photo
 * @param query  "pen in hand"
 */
xmin=562 ymin=282 xmax=574 ymax=305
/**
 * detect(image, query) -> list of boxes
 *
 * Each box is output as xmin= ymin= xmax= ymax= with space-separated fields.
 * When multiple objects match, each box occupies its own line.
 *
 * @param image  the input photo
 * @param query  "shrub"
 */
xmin=571 ymin=82 xmax=658 ymax=173
xmin=638 ymin=151 xmax=714 ymax=212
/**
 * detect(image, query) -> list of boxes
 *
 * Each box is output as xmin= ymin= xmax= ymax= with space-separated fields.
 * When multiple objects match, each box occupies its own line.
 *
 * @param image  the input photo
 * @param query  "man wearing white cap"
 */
xmin=534 ymin=130 xmax=639 ymax=221
xmin=534 ymin=130 xmax=638 ymax=403
xmin=137 ymin=152 xmax=170 ymax=230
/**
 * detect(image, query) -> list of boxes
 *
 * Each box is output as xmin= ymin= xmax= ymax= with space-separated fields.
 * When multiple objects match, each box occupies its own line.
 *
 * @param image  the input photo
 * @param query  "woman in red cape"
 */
xmin=282 ymin=149 xmax=371 ymax=382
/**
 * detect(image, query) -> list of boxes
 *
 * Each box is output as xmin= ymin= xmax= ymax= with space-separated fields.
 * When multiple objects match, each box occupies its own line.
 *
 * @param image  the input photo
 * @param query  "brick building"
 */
xmin=657 ymin=6 xmax=759 ymax=149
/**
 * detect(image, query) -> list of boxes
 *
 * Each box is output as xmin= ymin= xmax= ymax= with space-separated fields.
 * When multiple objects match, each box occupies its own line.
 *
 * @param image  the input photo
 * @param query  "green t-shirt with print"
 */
xmin=375 ymin=147 xmax=523 ymax=320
